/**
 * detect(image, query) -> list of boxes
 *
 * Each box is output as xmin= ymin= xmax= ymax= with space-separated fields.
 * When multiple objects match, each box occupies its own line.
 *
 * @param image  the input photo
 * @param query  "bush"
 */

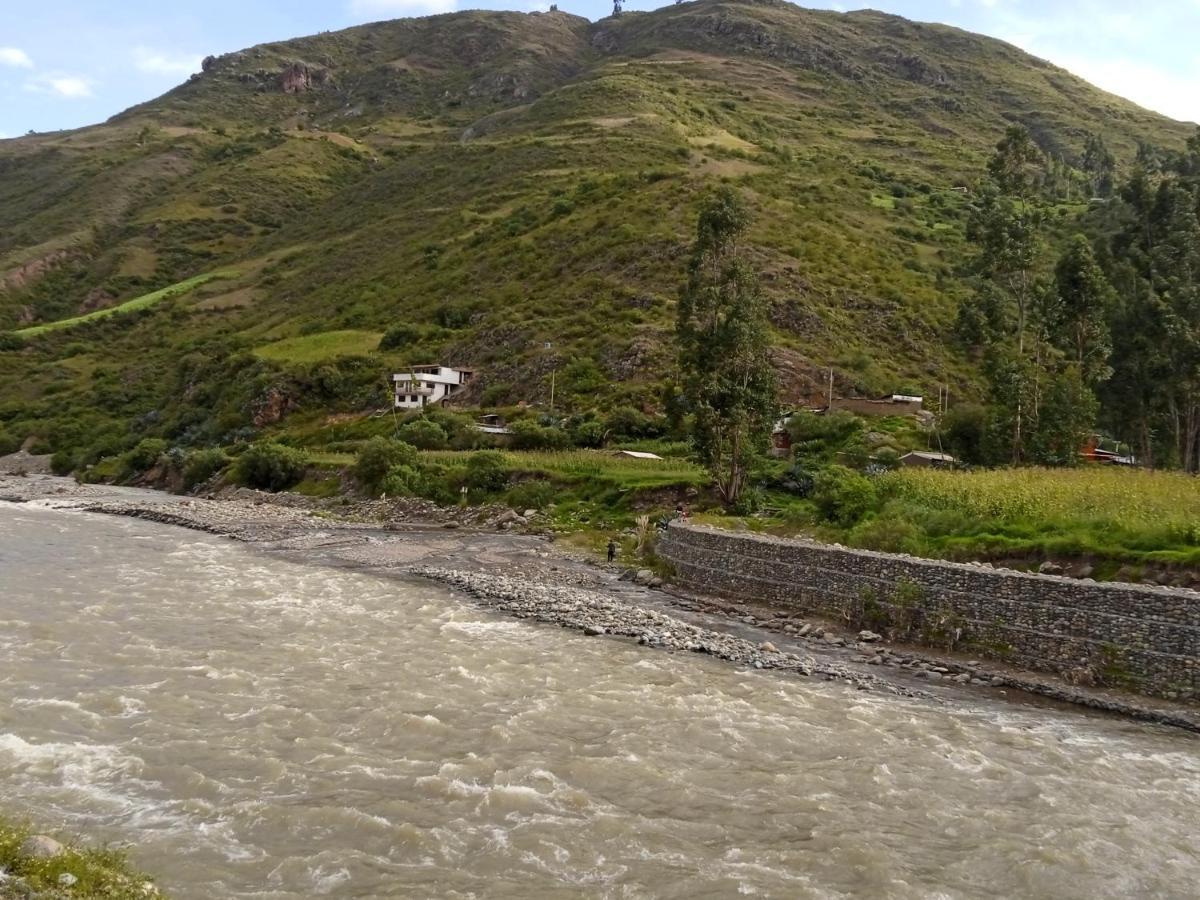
xmin=378 ymin=323 xmax=421 ymax=351
xmin=233 ymin=443 xmax=309 ymax=492
xmin=604 ymin=406 xmax=663 ymax=440
xmin=465 ymin=450 xmax=508 ymax=494
xmin=813 ymin=465 xmax=878 ymax=526
xmin=397 ymin=418 xmax=448 ymax=450
xmin=506 ymin=480 xmax=557 ymax=511
xmin=120 ymin=438 xmax=169 ymax=479
xmin=0 ymin=333 xmax=23 ymax=352
xmin=509 ymin=419 xmax=570 ymax=450
xmin=570 ymin=419 xmax=606 ymax=448
xmin=381 ymin=463 xmax=423 ymax=497
xmin=787 ymin=410 xmax=865 ymax=460
xmin=353 ymin=437 xmax=418 ymax=492
xmin=848 ymin=515 xmax=925 ymax=554
xmin=50 ymin=449 xmax=76 ymax=476
xmin=182 ymin=447 xmax=230 ymax=491
xmin=0 ymin=427 xmax=18 ymax=456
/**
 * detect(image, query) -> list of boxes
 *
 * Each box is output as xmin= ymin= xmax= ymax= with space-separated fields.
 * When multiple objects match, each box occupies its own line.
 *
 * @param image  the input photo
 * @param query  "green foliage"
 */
xmin=677 ymin=186 xmax=776 ymax=504
xmin=378 ymin=323 xmax=421 ymax=351
xmin=0 ymin=332 xmax=24 ymax=351
xmin=0 ymin=426 xmax=19 ymax=456
xmin=812 ymin=465 xmax=878 ymax=526
xmin=118 ymin=438 xmax=170 ymax=480
xmin=506 ymin=479 xmax=557 ymax=510
xmin=787 ymin=410 xmax=865 ymax=461
xmin=50 ymin=448 xmax=76 ymax=475
xmin=232 ymin=442 xmax=309 ymax=491
xmin=182 ymin=447 xmax=230 ymax=490
xmin=465 ymin=449 xmax=508 ymax=494
xmin=509 ymin=419 xmax=570 ymax=450
xmin=353 ymin=436 xmax=418 ymax=492
xmin=396 ymin=417 xmax=449 ymax=450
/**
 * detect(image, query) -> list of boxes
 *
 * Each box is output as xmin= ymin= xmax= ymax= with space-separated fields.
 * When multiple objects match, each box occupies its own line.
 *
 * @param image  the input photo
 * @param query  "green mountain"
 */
xmin=0 ymin=0 xmax=1191 ymax=459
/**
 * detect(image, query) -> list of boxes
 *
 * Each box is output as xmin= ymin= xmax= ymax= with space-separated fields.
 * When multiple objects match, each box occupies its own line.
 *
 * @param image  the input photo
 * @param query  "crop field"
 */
xmin=15 ymin=271 xmax=230 ymax=337
xmin=883 ymin=467 xmax=1200 ymax=538
xmin=253 ymin=330 xmax=384 ymax=364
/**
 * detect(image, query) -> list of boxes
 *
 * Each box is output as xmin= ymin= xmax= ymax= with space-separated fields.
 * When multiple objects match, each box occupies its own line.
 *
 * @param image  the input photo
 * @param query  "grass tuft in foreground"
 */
xmin=0 ymin=818 xmax=164 ymax=898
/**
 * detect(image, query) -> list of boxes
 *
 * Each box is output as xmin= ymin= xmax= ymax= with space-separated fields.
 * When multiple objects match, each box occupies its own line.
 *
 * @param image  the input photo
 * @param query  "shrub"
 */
xmin=0 ymin=333 xmax=24 ymax=352
xmin=813 ymin=465 xmax=878 ymax=526
xmin=465 ymin=450 xmax=508 ymax=494
xmin=378 ymin=323 xmax=421 ymax=351
xmin=182 ymin=447 xmax=230 ymax=491
xmin=848 ymin=515 xmax=925 ymax=554
xmin=0 ymin=427 xmax=18 ymax=456
xmin=381 ymin=463 xmax=422 ymax=497
xmin=353 ymin=437 xmax=418 ymax=492
xmin=233 ymin=443 xmax=309 ymax=492
xmin=506 ymin=480 xmax=557 ymax=510
xmin=509 ymin=419 xmax=570 ymax=450
xmin=571 ymin=419 xmax=607 ymax=448
xmin=397 ymin=418 xmax=448 ymax=450
xmin=604 ymin=406 xmax=663 ymax=440
xmin=787 ymin=410 xmax=864 ymax=459
xmin=120 ymin=438 xmax=169 ymax=479
xmin=50 ymin=449 xmax=76 ymax=476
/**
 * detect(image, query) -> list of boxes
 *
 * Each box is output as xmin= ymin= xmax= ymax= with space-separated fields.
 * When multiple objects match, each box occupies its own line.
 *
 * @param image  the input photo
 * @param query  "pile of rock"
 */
xmin=413 ymin=567 xmax=930 ymax=698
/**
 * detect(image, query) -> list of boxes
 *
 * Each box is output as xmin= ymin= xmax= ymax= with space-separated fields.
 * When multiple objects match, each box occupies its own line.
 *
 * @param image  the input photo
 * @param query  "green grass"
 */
xmin=421 ymin=449 xmax=708 ymax=488
xmin=253 ymin=330 xmax=384 ymax=363
xmin=0 ymin=817 xmax=164 ymax=898
xmin=717 ymin=464 xmax=1200 ymax=572
xmin=14 ymin=272 xmax=232 ymax=337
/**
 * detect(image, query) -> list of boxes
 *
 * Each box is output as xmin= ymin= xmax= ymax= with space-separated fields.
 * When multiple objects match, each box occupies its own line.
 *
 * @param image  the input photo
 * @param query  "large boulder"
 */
xmin=19 ymin=834 xmax=64 ymax=859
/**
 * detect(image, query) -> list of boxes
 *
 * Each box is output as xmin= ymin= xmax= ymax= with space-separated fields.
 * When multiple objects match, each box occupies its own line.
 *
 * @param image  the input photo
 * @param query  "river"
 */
xmin=1 ymin=501 xmax=1197 ymax=898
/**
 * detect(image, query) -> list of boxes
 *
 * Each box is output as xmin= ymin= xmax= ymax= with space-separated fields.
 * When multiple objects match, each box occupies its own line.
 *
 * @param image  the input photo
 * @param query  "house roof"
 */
xmin=613 ymin=450 xmax=664 ymax=460
xmin=902 ymin=451 xmax=955 ymax=462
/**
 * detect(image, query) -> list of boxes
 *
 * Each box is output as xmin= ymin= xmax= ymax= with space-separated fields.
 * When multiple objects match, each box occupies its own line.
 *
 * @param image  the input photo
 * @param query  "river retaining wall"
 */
xmin=659 ymin=523 xmax=1199 ymax=699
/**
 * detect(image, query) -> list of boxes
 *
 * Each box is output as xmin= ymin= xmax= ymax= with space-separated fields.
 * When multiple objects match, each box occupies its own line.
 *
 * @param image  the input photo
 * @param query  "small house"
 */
xmin=474 ymin=413 xmax=512 ymax=439
xmin=771 ymin=414 xmax=794 ymax=458
xmin=391 ymin=366 xmax=474 ymax=409
xmin=899 ymin=450 xmax=956 ymax=469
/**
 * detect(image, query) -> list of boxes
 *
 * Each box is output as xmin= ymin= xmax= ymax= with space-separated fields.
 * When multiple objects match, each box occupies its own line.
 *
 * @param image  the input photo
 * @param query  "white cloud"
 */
xmin=348 ymin=0 xmax=458 ymax=17
xmin=0 ymin=47 xmax=33 ymax=68
xmin=133 ymin=47 xmax=203 ymax=77
xmin=1051 ymin=54 xmax=1200 ymax=125
xmin=24 ymin=75 xmax=94 ymax=98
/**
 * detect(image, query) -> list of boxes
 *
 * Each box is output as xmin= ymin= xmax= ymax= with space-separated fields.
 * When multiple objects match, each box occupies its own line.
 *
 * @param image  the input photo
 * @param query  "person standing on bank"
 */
xmin=607 ymin=539 xmax=618 ymax=563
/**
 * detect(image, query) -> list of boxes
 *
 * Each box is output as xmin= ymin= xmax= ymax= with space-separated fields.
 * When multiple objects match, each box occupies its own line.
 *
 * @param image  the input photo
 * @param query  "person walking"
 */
xmin=607 ymin=538 xmax=618 ymax=563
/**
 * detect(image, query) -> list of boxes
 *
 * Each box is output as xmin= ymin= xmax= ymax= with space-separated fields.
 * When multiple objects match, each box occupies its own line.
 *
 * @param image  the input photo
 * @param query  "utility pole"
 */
xmin=827 ymin=366 xmax=834 ymax=410
xmin=545 ymin=342 xmax=556 ymax=413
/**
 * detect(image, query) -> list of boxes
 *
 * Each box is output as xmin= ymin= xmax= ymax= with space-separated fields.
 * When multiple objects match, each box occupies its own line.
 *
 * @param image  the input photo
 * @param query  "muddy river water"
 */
xmin=1 ymin=502 xmax=1197 ymax=898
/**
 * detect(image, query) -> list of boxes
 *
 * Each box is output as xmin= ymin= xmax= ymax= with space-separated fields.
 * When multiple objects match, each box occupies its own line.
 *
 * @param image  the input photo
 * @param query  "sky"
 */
xmin=2 ymin=0 xmax=1199 ymax=139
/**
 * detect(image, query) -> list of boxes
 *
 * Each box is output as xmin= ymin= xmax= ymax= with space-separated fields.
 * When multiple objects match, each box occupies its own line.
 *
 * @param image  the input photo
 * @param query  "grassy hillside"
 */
xmin=0 ymin=0 xmax=1192 ymax=461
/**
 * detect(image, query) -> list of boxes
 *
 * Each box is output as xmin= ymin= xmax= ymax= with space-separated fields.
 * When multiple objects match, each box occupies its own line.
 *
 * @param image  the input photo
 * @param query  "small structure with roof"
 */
xmin=612 ymin=450 xmax=664 ymax=461
xmin=899 ymin=450 xmax=956 ymax=469
xmin=391 ymin=366 xmax=474 ymax=409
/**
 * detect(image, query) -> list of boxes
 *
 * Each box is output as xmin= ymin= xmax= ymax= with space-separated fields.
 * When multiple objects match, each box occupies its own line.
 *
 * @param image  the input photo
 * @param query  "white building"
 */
xmin=391 ymin=366 xmax=475 ymax=409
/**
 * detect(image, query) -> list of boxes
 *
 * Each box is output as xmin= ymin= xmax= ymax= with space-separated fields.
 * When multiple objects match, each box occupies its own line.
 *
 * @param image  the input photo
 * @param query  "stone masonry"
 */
xmin=659 ymin=522 xmax=1199 ymax=700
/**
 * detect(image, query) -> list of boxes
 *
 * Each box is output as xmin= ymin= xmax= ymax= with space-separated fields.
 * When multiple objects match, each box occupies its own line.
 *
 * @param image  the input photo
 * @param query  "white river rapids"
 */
xmin=1 ymin=502 xmax=1197 ymax=898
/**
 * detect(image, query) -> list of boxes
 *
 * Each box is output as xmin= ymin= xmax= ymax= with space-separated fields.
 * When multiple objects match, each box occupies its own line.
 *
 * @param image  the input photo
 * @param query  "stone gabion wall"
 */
xmin=659 ymin=523 xmax=1199 ymax=699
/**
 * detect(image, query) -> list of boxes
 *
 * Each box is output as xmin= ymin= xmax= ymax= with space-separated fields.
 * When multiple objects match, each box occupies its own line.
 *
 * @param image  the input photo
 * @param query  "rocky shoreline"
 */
xmin=2 ymin=472 xmax=1198 ymax=733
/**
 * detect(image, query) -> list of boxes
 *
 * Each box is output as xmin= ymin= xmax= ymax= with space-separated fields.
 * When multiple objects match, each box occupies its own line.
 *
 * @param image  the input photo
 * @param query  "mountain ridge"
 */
xmin=0 ymin=0 xmax=1192 ymax=460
